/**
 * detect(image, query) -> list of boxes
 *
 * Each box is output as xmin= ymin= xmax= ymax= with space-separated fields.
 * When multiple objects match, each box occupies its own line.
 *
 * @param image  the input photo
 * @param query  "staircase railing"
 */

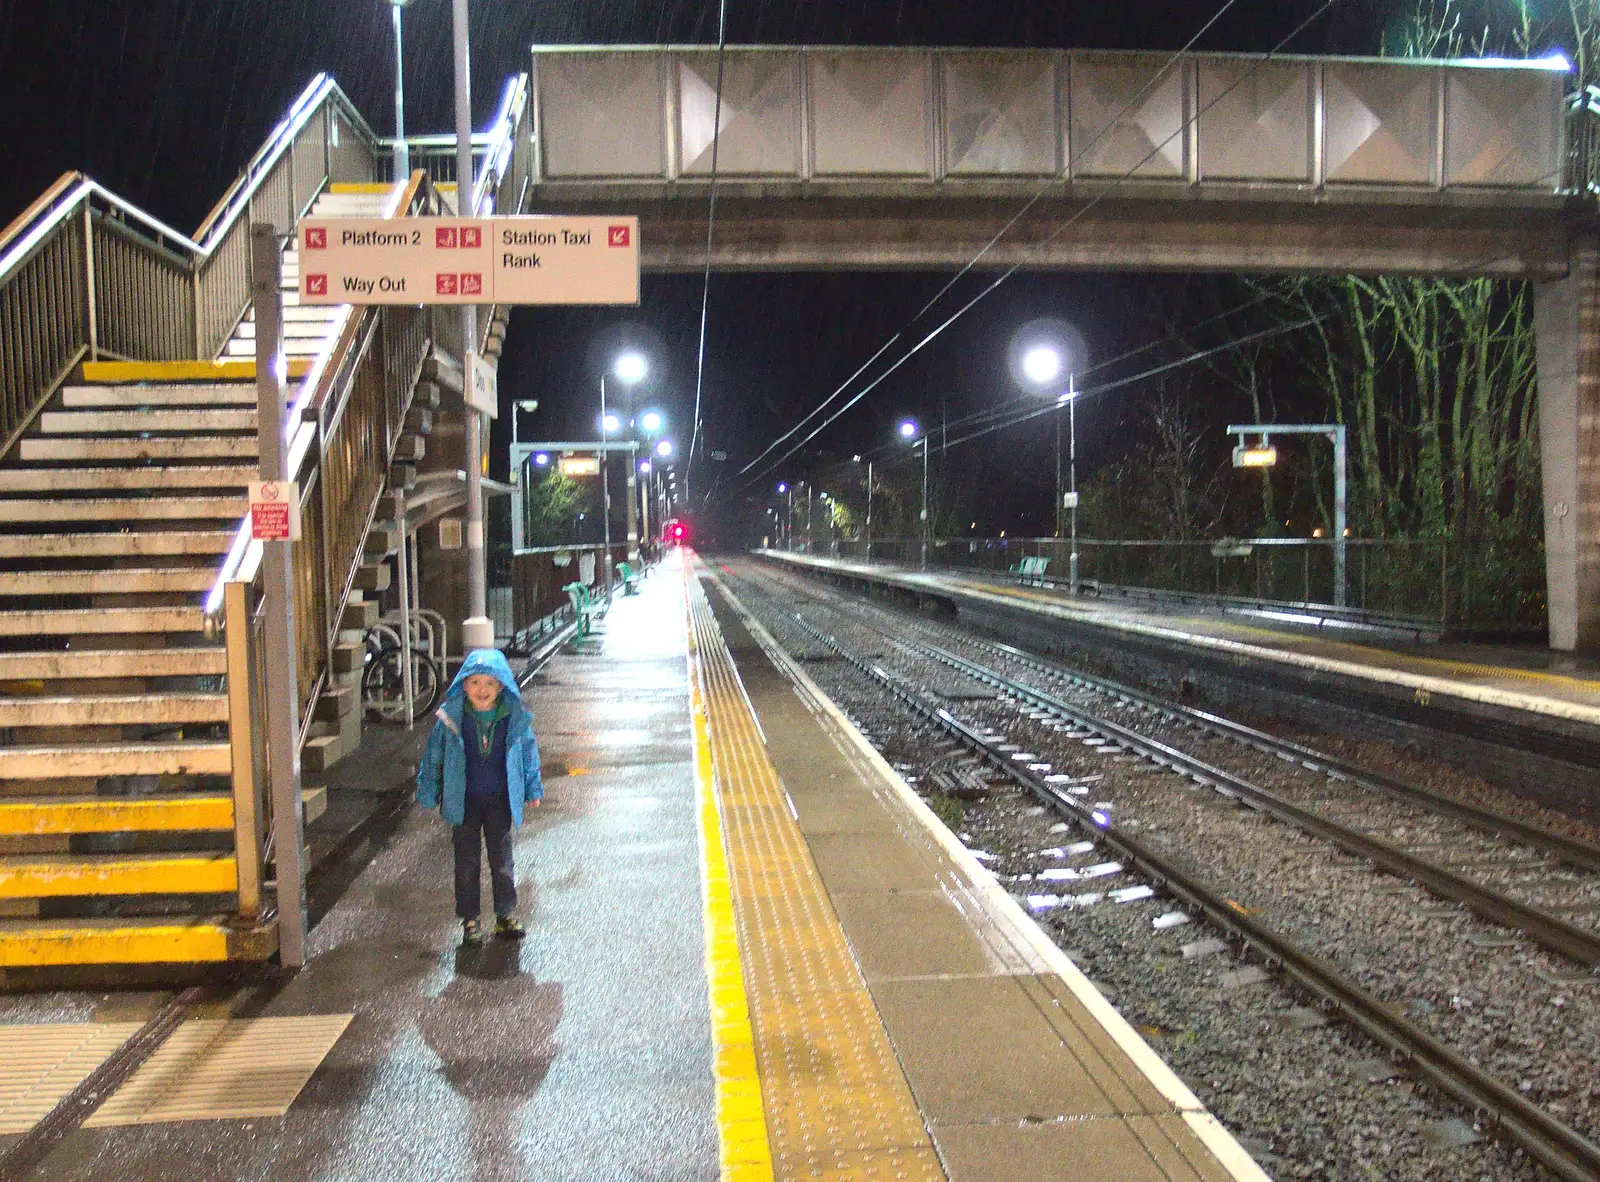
xmin=0 ymin=74 xmax=382 ymax=459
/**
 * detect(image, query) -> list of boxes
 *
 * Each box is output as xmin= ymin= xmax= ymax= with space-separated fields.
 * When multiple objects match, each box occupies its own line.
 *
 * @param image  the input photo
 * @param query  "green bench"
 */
xmin=616 ymin=561 xmax=640 ymax=596
xmin=1008 ymin=555 xmax=1050 ymax=586
xmin=562 ymin=581 xmax=597 ymax=637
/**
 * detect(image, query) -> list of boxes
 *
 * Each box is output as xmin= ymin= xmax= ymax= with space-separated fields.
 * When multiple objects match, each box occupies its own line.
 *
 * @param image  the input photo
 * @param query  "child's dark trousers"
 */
xmin=452 ymin=791 xmax=517 ymax=920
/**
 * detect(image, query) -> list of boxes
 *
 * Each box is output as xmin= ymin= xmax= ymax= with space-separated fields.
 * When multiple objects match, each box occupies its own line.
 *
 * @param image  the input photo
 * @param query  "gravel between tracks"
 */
xmin=718 ymin=560 xmax=1562 ymax=1182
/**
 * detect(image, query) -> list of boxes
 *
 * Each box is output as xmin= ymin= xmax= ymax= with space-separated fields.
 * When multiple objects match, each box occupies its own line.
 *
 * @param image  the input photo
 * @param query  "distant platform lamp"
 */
xmin=1229 ymin=422 xmax=1348 ymax=608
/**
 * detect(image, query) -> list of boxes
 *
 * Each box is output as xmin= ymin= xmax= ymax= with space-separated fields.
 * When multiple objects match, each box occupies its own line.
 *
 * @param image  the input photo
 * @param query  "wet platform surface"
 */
xmin=1 ymin=557 xmax=715 ymax=1181
xmin=762 ymin=551 xmax=1600 ymax=724
xmin=0 ymin=550 xmax=1263 ymax=1181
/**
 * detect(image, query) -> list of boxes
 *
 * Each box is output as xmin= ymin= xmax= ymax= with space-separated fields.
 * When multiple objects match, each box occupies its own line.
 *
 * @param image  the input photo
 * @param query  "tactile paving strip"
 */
xmin=689 ymin=574 xmax=946 ymax=1182
xmin=0 ymin=1015 xmax=351 ymax=1133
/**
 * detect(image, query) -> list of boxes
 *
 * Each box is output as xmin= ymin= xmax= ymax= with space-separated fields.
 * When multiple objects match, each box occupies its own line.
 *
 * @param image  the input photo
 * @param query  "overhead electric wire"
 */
xmin=685 ymin=0 xmax=729 ymax=505
xmin=729 ymin=0 xmax=1346 ymax=496
xmin=734 ymin=3 xmax=1238 ymax=481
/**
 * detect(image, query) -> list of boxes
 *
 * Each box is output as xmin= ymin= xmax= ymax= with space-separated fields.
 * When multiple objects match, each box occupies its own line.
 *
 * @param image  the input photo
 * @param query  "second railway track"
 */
xmin=712 ymin=559 xmax=1600 ymax=1181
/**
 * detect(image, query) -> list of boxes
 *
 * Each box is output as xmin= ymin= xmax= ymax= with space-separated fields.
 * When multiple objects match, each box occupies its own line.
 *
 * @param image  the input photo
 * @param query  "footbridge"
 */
xmin=0 ymin=45 xmax=1594 ymax=980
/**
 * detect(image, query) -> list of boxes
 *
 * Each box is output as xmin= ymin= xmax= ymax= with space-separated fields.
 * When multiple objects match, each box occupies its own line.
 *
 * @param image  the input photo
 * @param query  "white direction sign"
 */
xmin=466 ymin=351 xmax=498 ymax=418
xmin=299 ymin=216 xmax=639 ymax=307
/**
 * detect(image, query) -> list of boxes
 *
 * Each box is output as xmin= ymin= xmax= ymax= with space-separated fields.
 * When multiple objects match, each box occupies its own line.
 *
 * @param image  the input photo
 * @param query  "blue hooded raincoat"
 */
xmin=416 ymin=649 xmax=543 ymax=826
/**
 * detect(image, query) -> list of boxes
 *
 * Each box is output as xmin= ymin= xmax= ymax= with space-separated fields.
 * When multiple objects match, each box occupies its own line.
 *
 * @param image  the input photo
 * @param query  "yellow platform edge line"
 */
xmin=686 ymin=565 xmax=776 ymax=1182
xmin=82 ymin=359 xmax=313 ymax=383
xmin=328 ymin=182 xmax=398 ymax=194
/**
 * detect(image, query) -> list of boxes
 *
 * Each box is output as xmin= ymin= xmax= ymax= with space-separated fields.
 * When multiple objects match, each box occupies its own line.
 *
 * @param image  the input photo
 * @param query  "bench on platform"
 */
xmin=1008 ymin=555 xmax=1050 ymax=586
xmin=616 ymin=561 xmax=640 ymax=596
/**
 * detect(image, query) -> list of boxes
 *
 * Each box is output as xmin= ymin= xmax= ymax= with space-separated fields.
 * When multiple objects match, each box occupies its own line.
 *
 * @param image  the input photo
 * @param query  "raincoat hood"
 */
xmin=443 ymin=648 xmax=523 ymax=708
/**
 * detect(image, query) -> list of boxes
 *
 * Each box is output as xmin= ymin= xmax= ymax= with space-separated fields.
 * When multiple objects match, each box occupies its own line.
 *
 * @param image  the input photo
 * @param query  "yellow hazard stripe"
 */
xmin=328 ymin=182 xmax=398 ymax=194
xmin=0 ymin=854 xmax=237 ymax=899
xmin=82 ymin=359 xmax=313 ymax=384
xmin=686 ymin=566 xmax=775 ymax=1182
xmin=0 ymin=920 xmax=275 ymax=968
xmin=0 ymin=797 xmax=233 ymax=836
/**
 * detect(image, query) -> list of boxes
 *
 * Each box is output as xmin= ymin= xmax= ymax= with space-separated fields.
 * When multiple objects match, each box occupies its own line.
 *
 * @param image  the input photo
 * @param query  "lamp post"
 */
xmin=384 ymin=0 xmax=413 ymax=180
xmin=1014 ymin=325 xmax=1086 ymax=595
xmin=853 ymin=454 xmax=874 ymax=562
xmin=599 ymin=352 xmax=646 ymax=598
xmin=636 ymin=409 xmax=664 ymax=559
xmin=778 ymin=482 xmax=791 ymax=550
xmin=899 ymin=419 xmax=929 ymax=570
xmin=510 ymin=399 xmax=538 ymax=450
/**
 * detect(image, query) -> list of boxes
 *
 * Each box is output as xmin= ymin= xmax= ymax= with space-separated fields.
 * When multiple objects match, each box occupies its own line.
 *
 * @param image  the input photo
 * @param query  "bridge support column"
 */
xmin=1534 ymin=236 xmax=1600 ymax=651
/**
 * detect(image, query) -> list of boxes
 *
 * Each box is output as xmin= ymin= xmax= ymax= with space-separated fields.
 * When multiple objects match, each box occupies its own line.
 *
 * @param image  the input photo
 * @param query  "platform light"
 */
xmin=534 ymin=452 xmax=549 ymax=467
xmin=1232 ymin=444 xmax=1278 ymax=468
xmin=639 ymin=460 xmax=652 ymax=474
xmin=898 ymin=419 xmax=919 ymax=439
xmin=656 ymin=439 xmax=673 ymax=457
xmin=777 ymin=482 xmax=788 ymax=493
xmin=613 ymin=352 xmax=647 ymax=384
xmin=639 ymin=409 xmax=664 ymax=433
xmin=1021 ymin=345 xmax=1063 ymax=387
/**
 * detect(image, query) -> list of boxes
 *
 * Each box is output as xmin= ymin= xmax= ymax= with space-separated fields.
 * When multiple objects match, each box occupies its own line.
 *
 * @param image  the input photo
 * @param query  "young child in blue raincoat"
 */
xmin=416 ymin=648 xmax=543 ymax=946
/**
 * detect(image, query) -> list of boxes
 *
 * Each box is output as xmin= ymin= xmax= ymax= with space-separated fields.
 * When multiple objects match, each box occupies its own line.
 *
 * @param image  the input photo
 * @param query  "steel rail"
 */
xmin=762 ymin=596 xmax=1600 ymax=1182
xmin=883 ymin=628 xmax=1600 ymax=970
xmin=949 ymin=629 xmax=1600 ymax=874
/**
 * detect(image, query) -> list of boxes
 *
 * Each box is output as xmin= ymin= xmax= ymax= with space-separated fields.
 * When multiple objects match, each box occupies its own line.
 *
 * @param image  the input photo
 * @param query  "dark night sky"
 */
xmin=0 ymin=0 xmax=1522 ymax=540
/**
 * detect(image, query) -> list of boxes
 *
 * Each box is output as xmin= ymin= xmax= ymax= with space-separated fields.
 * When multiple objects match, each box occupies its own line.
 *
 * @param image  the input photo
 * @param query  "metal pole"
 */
xmin=626 ymin=442 xmax=638 ymax=558
xmin=866 ymin=459 xmax=874 ymax=563
xmin=395 ymin=490 xmax=414 ymax=728
xmin=1069 ymin=377 xmax=1079 ymax=595
xmin=1332 ymin=425 xmax=1347 ymax=608
xmin=599 ymin=375 xmax=613 ymax=598
xmin=452 ymin=0 xmax=487 ymax=644
xmin=1054 ymin=405 xmax=1063 ymax=538
xmin=640 ymin=461 xmax=651 ymax=557
xmin=391 ymin=3 xmax=409 ymax=181
xmin=920 ymin=436 xmax=930 ymax=571
xmin=250 ymin=224 xmax=306 ymax=968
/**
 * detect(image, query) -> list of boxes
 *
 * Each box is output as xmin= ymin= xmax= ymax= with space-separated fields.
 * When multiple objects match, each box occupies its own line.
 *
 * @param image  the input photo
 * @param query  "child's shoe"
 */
xmin=461 ymin=919 xmax=484 ymax=946
xmin=494 ymin=915 xmax=526 ymax=940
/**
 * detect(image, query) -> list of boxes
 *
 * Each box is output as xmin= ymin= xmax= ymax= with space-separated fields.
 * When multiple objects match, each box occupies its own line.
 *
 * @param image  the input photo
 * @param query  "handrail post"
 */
xmin=252 ymin=222 xmax=308 ymax=967
xmin=81 ymin=204 xmax=98 ymax=361
xmin=224 ymin=579 xmax=263 ymax=922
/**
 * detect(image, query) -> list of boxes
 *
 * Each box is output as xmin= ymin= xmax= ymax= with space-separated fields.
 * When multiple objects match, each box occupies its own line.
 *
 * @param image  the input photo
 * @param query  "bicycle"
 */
xmin=362 ymin=621 xmax=442 ymax=723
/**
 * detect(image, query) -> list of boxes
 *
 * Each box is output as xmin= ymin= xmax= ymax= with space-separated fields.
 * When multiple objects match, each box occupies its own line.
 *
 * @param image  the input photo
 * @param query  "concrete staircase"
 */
xmin=0 ymin=182 xmax=406 ymax=976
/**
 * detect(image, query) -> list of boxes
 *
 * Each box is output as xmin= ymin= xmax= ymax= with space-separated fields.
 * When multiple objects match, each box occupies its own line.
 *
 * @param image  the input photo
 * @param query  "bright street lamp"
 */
xmin=1020 ymin=345 xmax=1063 ymax=387
xmin=600 ymin=412 xmax=621 ymax=433
xmin=639 ymin=409 xmax=664 ymax=433
xmin=614 ymin=351 xmax=648 ymax=385
xmin=511 ymin=398 xmax=539 ymax=448
xmin=656 ymin=439 xmax=673 ymax=458
xmin=898 ymin=419 xmax=930 ymax=571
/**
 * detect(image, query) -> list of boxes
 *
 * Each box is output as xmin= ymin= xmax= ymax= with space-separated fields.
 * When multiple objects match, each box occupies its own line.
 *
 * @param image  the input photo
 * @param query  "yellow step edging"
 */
xmin=0 ymin=796 xmax=233 ymax=836
xmin=0 ymin=853 xmax=237 ymax=898
xmin=328 ymin=182 xmax=399 ymax=195
xmin=0 ymin=917 xmax=276 ymax=968
xmin=81 ymin=359 xmax=312 ymax=384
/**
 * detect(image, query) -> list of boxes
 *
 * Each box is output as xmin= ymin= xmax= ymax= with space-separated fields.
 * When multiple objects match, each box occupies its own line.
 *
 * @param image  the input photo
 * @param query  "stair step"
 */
xmin=244 ymin=306 xmax=342 ymax=324
xmin=0 ymin=466 xmax=255 ymax=493
xmin=0 ymin=607 xmax=204 ymax=636
xmin=38 ymin=409 xmax=257 ymax=434
xmin=0 ymin=852 xmax=237 ymax=898
xmin=234 ymin=321 xmax=334 ymax=340
xmin=80 ymin=358 xmax=313 ymax=384
xmin=0 ymin=531 xmax=234 ymax=559
xmin=0 ymin=915 xmax=276 ymax=967
xmin=0 ymin=794 xmax=232 ymax=835
xmin=20 ymin=437 xmax=257 ymax=462
xmin=0 ymin=648 xmax=225 ymax=679
xmin=0 ymin=496 xmax=245 ymax=523
xmin=0 ymin=692 xmax=227 ymax=727
xmin=0 ymin=742 xmax=230 ymax=780
xmin=0 ymin=787 xmax=324 ymax=836
xmin=61 ymin=384 xmax=261 ymax=408
xmin=224 ymin=339 xmax=324 ymax=359
xmin=0 ymin=568 xmax=215 ymax=595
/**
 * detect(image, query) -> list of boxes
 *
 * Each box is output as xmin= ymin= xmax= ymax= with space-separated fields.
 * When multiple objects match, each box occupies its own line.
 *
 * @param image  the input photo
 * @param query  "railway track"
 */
xmin=714 ymin=563 xmax=1600 ymax=1182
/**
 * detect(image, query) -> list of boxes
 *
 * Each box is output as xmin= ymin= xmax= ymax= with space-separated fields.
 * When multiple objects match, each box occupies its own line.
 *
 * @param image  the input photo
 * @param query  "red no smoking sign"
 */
xmin=249 ymin=480 xmax=301 ymax=541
